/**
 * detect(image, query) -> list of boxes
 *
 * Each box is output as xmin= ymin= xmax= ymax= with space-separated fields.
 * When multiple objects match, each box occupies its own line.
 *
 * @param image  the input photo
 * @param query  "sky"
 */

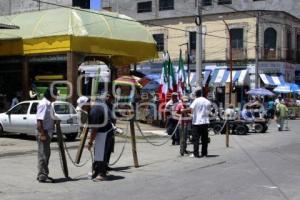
xmin=90 ymin=0 xmax=101 ymax=10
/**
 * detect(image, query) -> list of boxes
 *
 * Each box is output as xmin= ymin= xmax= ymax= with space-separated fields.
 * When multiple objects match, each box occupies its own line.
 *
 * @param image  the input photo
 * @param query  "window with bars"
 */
xmin=189 ymin=32 xmax=197 ymax=52
xmin=137 ymin=1 xmax=152 ymax=13
xmin=72 ymin=0 xmax=90 ymax=8
xmin=218 ymin=0 xmax=232 ymax=5
xmin=159 ymin=0 xmax=174 ymax=11
xmin=153 ymin=34 xmax=164 ymax=52
xmin=202 ymin=0 xmax=212 ymax=6
xmin=230 ymin=28 xmax=244 ymax=49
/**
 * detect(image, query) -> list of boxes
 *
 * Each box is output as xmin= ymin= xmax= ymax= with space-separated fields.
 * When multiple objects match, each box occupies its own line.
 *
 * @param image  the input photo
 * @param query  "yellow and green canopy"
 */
xmin=0 ymin=7 xmax=157 ymax=65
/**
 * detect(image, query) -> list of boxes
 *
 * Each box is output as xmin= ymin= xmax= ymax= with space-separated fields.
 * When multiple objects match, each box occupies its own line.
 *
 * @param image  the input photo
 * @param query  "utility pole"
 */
xmin=196 ymin=0 xmax=203 ymax=91
xmin=222 ymin=19 xmax=233 ymax=104
xmin=38 ymin=0 xmax=41 ymax=11
xmin=255 ymin=12 xmax=260 ymax=89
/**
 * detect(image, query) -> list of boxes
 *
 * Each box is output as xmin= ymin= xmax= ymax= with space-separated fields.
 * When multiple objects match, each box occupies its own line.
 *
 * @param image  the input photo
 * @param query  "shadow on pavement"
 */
xmin=205 ymin=155 xmax=219 ymax=158
xmin=53 ymin=177 xmax=80 ymax=183
xmin=110 ymin=166 xmax=132 ymax=172
xmin=1 ymin=134 xmax=36 ymax=141
xmin=106 ymin=175 xmax=125 ymax=181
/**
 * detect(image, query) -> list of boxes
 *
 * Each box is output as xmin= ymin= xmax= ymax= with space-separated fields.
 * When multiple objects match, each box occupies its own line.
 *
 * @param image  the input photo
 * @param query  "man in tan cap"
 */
xmin=175 ymin=96 xmax=192 ymax=156
xmin=165 ymin=92 xmax=180 ymax=145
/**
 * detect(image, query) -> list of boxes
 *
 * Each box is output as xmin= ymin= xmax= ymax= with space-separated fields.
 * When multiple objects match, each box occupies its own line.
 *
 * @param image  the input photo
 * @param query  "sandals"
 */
xmin=38 ymin=176 xmax=55 ymax=183
xmin=92 ymin=175 xmax=106 ymax=182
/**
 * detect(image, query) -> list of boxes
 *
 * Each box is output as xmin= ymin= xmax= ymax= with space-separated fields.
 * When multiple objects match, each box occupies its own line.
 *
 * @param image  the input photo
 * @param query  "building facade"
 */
xmin=103 ymin=0 xmax=300 ymax=87
xmin=0 ymin=0 xmax=90 ymax=15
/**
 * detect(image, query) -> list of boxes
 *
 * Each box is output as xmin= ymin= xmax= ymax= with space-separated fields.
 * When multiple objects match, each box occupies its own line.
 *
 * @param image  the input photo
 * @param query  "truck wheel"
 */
xmin=254 ymin=123 xmax=264 ymax=133
xmin=65 ymin=133 xmax=78 ymax=141
xmin=235 ymin=125 xmax=248 ymax=135
xmin=213 ymin=124 xmax=224 ymax=135
xmin=0 ymin=124 xmax=4 ymax=137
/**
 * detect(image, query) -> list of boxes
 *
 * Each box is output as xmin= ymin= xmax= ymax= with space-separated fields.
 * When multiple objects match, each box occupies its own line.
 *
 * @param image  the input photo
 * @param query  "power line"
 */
xmin=32 ymin=0 xmax=233 ymax=41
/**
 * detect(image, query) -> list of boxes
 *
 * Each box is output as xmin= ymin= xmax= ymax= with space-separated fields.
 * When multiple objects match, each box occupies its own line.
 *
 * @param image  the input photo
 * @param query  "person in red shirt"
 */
xmin=176 ymin=96 xmax=192 ymax=156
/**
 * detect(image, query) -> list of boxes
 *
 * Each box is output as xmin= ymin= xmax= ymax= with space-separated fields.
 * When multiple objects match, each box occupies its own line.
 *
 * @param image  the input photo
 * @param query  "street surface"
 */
xmin=1 ymin=119 xmax=300 ymax=200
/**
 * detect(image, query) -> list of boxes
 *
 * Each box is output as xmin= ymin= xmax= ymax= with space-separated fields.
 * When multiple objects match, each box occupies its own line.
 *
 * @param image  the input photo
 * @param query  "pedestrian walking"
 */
xmin=165 ymin=92 xmax=180 ymax=145
xmin=275 ymin=100 xmax=288 ymax=131
xmin=36 ymin=86 xmax=58 ymax=183
xmin=87 ymin=100 xmax=114 ymax=181
xmin=175 ymin=96 xmax=192 ymax=156
xmin=189 ymin=89 xmax=211 ymax=158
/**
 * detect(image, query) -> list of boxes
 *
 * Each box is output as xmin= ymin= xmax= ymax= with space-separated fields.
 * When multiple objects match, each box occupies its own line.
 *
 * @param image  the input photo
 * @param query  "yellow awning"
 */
xmin=0 ymin=8 xmax=157 ymax=65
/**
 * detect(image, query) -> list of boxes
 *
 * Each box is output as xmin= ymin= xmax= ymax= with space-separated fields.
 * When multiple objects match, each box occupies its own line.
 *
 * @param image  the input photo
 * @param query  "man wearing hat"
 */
xmin=165 ymin=92 xmax=180 ymax=145
xmin=175 ymin=96 xmax=192 ymax=156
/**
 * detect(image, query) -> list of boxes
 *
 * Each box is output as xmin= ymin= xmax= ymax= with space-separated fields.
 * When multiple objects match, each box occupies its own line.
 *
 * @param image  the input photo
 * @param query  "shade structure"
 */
xmin=246 ymin=88 xmax=274 ymax=96
xmin=259 ymin=74 xmax=285 ymax=86
xmin=0 ymin=7 xmax=157 ymax=65
xmin=273 ymin=83 xmax=300 ymax=93
xmin=189 ymin=71 xmax=211 ymax=86
xmin=113 ymin=76 xmax=142 ymax=88
xmin=209 ymin=69 xmax=249 ymax=86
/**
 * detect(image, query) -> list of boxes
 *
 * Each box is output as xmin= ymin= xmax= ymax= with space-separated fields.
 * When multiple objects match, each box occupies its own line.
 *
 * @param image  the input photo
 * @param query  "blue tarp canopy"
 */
xmin=273 ymin=83 xmax=300 ymax=93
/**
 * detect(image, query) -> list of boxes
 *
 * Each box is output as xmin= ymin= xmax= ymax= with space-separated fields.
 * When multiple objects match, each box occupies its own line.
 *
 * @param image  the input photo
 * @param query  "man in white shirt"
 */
xmin=189 ymin=89 xmax=211 ymax=157
xmin=36 ymin=87 xmax=58 ymax=183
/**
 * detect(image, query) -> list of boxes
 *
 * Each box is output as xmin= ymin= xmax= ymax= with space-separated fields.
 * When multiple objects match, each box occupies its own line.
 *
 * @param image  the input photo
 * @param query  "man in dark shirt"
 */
xmin=87 ymin=101 xmax=113 ymax=181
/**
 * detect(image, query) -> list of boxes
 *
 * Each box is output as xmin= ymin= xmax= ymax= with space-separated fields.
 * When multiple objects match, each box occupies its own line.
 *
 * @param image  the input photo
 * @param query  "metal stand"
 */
xmin=56 ymin=121 xmax=69 ymax=178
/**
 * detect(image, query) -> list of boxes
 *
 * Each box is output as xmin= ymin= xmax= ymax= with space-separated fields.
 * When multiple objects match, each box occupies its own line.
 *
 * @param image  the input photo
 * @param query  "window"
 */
xmin=54 ymin=103 xmax=76 ymax=115
xmin=264 ymin=28 xmax=277 ymax=49
xmin=72 ymin=0 xmax=90 ymax=9
xmin=230 ymin=28 xmax=244 ymax=48
xmin=189 ymin=32 xmax=197 ymax=52
xmin=159 ymin=0 xmax=174 ymax=11
xmin=137 ymin=1 xmax=152 ymax=13
xmin=218 ymin=0 xmax=232 ymax=5
xmin=9 ymin=103 xmax=29 ymax=115
xmin=153 ymin=34 xmax=164 ymax=51
xmin=287 ymin=31 xmax=292 ymax=50
xmin=30 ymin=103 xmax=38 ymax=114
xmin=202 ymin=0 xmax=212 ymax=6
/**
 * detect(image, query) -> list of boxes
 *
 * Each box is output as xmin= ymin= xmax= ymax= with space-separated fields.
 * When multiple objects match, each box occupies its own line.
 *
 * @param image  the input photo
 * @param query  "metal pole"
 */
xmin=223 ymin=20 xmax=233 ymax=104
xmin=196 ymin=0 xmax=203 ymax=92
xmin=255 ymin=12 xmax=260 ymax=89
xmin=187 ymin=44 xmax=191 ymax=92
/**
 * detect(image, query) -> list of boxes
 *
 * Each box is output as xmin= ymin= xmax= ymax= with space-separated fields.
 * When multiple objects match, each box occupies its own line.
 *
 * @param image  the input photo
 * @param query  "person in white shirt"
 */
xmin=189 ymin=89 xmax=211 ymax=157
xmin=36 ymin=87 xmax=58 ymax=183
xmin=224 ymin=104 xmax=236 ymax=120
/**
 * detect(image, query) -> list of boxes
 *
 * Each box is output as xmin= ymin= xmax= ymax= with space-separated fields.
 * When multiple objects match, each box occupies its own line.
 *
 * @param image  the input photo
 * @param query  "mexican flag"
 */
xmin=177 ymin=49 xmax=186 ymax=95
xmin=158 ymin=52 xmax=177 ymax=103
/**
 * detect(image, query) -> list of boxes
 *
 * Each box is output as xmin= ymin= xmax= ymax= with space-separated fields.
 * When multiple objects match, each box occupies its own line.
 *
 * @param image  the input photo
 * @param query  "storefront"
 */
xmin=0 ymin=8 xmax=157 ymax=106
xmin=209 ymin=68 xmax=250 ymax=108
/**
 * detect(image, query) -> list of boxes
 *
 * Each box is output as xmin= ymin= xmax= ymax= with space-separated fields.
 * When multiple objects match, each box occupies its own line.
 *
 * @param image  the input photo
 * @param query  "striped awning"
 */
xmin=189 ymin=70 xmax=211 ymax=86
xmin=209 ymin=69 xmax=249 ymax=86
xmin=259 ymin=74 xmax=285 ymax=86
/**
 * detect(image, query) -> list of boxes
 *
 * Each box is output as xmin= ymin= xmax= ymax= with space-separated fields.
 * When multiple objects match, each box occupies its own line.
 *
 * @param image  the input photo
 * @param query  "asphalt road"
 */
xmin=0 ymin=119 xmax=300 ymax=200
